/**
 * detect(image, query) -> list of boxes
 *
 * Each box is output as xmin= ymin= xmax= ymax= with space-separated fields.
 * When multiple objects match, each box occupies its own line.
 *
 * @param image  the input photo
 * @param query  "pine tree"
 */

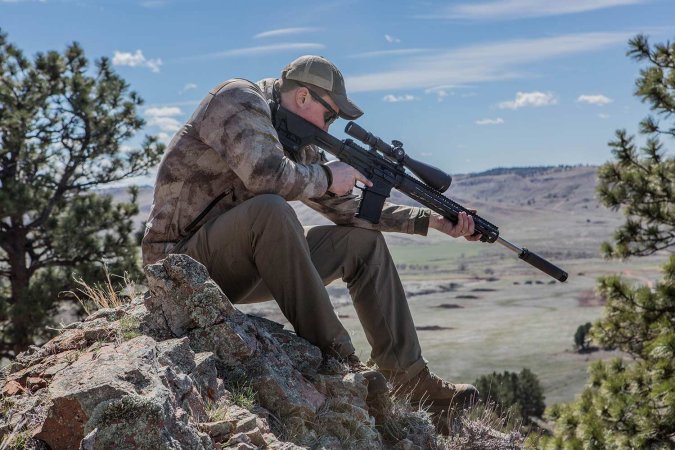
xmin=474 ymin=368 xmax=546 ymax=424
xmin=542 ymin=34 xmax=675 ymax=449
xmin=573 ymin=322 xmax=592 ymax=352
xmin=0 ymin=29 xmax=164 ymax=358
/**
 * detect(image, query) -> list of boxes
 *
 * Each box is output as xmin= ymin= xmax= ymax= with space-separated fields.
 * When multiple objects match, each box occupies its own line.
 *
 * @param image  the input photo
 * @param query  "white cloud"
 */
xmin=176 ymin=43 xmax=325 ymax=62
xmin=498 ymin=91 xmax=558 ymax=109
xmin=112 ymin=50 xmax=162 ymax=73
xmin=145 ymin=106 xmax=183 ymax=117
xmin=148 ymin=117 xmax=181 ymax=133
xmin=598 ymin=113 xmax=610 ymax=119
xmin=140 ymin=0 xmax=166 ymax=7
xmin=429 ymin=89 xmax=449 ymax=102
xmin=424 ymin=85 xmax=463 ymax=102
xmin=383 ymin=94 xmax=417 ymax=102
xmin=157 ymin=132 xmax=173 ymax=145
xmin=476 ymin=118 xmax=504 ymax=125
xmin=349 ymin=48 xmax=431 ymax=58
xmin=424 ymin=0 xmax=646 ymax=20
xmin=254 ymin=27 xmax=320 ymax=39
xmin=146 ymin=106 xmax=184 ymax=134
xmin=385 ymin=34 xmax=401 ymax=43
xmin=179 ymin=83 xmax=197 ymax=94
xmin=577 ymin=94 xmax=613 ymax=105
xmin=347 ymin=32 xmax=631 ymax=92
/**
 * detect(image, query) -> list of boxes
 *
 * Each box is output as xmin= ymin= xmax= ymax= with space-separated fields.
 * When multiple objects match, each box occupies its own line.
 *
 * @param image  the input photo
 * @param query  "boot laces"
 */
xmin=421 ymin=367 xmax=450 ymax=389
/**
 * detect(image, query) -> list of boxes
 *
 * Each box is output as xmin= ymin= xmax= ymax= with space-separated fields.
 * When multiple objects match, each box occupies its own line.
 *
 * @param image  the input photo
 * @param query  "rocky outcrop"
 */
xmin=0 ymin=254 xmax=523 ymax=449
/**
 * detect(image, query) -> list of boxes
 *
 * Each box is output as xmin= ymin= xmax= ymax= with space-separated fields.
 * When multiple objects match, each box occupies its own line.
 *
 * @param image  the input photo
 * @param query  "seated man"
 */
xmin=141 ymin=55 xmax=480 ymax=408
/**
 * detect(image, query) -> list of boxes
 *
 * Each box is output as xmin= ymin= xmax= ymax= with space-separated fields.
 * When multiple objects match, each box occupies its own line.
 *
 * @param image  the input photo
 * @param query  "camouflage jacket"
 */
xmin=141 ymin=78 xmax=430 ymax=265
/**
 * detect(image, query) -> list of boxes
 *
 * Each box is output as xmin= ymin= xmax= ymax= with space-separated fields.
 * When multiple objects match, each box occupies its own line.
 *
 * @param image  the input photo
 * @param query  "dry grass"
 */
xmin=0 ymin=430 xmax=31 ymax=450
xmin=436 ymin=401 xmax=525 ymax=450
xmin=65 ymin=266 xmax=137 ymax=315
xmin=204 ymin=397 xmax=229 ymax=422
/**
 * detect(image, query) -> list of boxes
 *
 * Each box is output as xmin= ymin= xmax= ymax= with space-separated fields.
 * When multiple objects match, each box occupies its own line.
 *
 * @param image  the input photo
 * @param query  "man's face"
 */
xmin=289 ymin=86 xmax=340 ymax=132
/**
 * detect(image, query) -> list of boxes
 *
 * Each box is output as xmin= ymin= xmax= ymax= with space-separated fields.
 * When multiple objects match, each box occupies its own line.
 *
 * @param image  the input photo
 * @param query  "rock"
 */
xmin=314 ymin=373 xmax=369 ymax=412
xmin=248 ymin=315 xmax=323 ymax=377
xmin=158 ymin=337 xmax=197 ymax=374
xmin=189 ymin=322 xmax=257 ymax=367
xmin=2 ymin=380 xmax=25 ymax=396
xmin=392 ymin=439 xmax=422 ymax=450
xmin=151 ymin=255 xmax=326 ymax=419
xmin=199 ymin=420 xmax=234 ymax=442
xmin=191 ymin=352 xmax=226 ymax=401
xmin=26 ymin=376 xmax=48 ymax=392
xmin=34 ymin=337 xmax=157 ymax=450
xmin=31 ymin=334 xmax=214 ymax=450
xmin=82 ymin=393 xmax=212 ymax=450
xmin=144 ymin=254 xmax=235 ymax=336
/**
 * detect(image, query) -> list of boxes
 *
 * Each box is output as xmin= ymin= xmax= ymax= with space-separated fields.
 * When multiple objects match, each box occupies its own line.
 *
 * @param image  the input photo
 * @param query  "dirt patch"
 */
xmin=435 ymin=304 xmax=464 ymax=309
xmin=455 ymin=295 xmax=480 ymax=299
xmin=471 ymin=288 xmax=496 ymax=292
xmin=406 ymin=282 xmax=460 ymax=298
xmin=415 ymin=325 xmax=454 ymax=331
xmin=577 ymin=289 xmax=606 ymax=307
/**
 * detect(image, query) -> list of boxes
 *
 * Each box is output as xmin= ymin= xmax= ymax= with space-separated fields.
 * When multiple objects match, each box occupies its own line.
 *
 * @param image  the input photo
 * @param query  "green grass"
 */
xmin=118 ymin=315 xmax=142 ymax=341
xmin=229 ymin=381 xmax=256 ymax=411
xmin=389 ymin=240 xmax=484 ymax=266
xmin=338 ymin=251 xmax=668 ymax=406
xmin=205 ymin=398 xmax=229 ymax=422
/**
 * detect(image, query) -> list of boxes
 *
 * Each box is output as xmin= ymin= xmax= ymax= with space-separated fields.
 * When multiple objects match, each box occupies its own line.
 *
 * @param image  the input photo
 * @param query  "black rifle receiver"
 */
xmin=271 ymin=104 xmax=568 ymax=282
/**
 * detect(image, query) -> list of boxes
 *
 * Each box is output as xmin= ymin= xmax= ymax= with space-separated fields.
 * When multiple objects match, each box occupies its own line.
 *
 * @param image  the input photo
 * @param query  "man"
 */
xmin=142 ymin=55 xmax=480 ymax=409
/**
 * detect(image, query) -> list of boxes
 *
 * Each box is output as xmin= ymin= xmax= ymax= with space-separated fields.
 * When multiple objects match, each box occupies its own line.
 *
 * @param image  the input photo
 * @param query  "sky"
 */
xmin=1 ymin=0 xmax=674 ymax=178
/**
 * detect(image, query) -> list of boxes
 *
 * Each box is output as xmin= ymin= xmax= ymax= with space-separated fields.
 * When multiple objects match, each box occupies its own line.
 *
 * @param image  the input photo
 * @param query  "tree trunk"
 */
xmin=5 ymin=230 xmax=32 ymax=356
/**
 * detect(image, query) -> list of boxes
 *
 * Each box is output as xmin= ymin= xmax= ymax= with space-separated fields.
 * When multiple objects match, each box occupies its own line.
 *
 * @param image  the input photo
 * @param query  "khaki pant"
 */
xmin=181 ymin=194 xmax=426 ymax=380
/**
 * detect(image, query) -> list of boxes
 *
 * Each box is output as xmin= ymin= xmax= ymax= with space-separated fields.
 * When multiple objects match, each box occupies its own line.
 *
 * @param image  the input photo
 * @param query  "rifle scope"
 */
xmin=345 ymin=122 xmax=452 ymax=193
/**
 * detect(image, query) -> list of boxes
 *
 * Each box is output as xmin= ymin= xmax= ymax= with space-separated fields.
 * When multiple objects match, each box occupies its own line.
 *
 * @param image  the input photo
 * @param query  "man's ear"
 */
xmin=295 ymin=87 xmax=310 ymax=109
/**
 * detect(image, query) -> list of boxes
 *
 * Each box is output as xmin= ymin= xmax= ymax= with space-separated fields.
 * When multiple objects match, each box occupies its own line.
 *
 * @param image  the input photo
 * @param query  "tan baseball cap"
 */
xmin=281 ymin=55 xmax=363 ymax=120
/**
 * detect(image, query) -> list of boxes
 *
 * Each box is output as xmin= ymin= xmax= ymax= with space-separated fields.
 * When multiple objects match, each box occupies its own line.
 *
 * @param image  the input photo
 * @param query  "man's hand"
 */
xmin=429 ymin=211 xmax=482 ymax=241
xmin=324 ymin=160 xmax=373 ymax=196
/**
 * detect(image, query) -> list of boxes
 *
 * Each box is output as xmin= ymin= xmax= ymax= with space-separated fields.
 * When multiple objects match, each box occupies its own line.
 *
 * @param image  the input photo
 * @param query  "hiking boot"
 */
xmin=391 ymin=366 xmax=478 ymax=409
xmin=345 ymin=354 xmax=389 ymax=397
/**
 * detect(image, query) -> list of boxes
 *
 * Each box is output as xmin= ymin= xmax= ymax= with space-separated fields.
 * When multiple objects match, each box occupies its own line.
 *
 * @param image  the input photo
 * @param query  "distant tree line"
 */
xmin=474 ymin=368 xmax=546 ymax=426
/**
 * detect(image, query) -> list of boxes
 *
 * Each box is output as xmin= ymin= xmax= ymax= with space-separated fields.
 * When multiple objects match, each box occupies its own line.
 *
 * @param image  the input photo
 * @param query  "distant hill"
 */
xmin=101 ymin=165 xmax=607 ymax=234
xmin=465 ymin=165 xmax=581 ymax=178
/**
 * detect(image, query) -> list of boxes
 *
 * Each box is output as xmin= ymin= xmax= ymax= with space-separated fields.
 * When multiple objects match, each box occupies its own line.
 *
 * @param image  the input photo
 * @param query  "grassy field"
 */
xmin=239 ymin=221 xmax=668 ymax=408
xmin=333 ymin=238 xmax=667 ymax=406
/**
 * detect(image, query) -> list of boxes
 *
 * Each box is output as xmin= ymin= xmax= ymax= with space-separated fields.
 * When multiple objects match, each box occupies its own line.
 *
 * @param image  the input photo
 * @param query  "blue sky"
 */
xmin=2 ymin=0 xmax=674 ymax=176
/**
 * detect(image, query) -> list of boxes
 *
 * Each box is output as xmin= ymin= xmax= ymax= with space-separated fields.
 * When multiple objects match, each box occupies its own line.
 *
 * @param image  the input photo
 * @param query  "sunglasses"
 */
xmin=302 ymin=85 xmax=339 ymax=125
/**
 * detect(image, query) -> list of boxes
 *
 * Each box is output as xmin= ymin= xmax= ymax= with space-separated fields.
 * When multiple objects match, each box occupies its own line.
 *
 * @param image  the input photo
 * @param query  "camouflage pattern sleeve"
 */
xmin=196 ymin=79 xmax=328 ymax=200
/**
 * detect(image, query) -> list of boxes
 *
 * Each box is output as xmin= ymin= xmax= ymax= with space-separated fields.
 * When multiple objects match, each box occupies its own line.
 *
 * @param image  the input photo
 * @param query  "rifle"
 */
xmin=271 ymin=104 xmax=568 ymax=282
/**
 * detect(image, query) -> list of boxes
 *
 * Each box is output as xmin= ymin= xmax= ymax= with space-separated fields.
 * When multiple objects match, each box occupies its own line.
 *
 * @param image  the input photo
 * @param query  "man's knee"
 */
xmin=244 ymin=194 xmax=301 ymax=234
xmin=245 ymin=194 xmax=297 ymax=220
xmin=347 ymin=228 xmax=389 ymax=258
